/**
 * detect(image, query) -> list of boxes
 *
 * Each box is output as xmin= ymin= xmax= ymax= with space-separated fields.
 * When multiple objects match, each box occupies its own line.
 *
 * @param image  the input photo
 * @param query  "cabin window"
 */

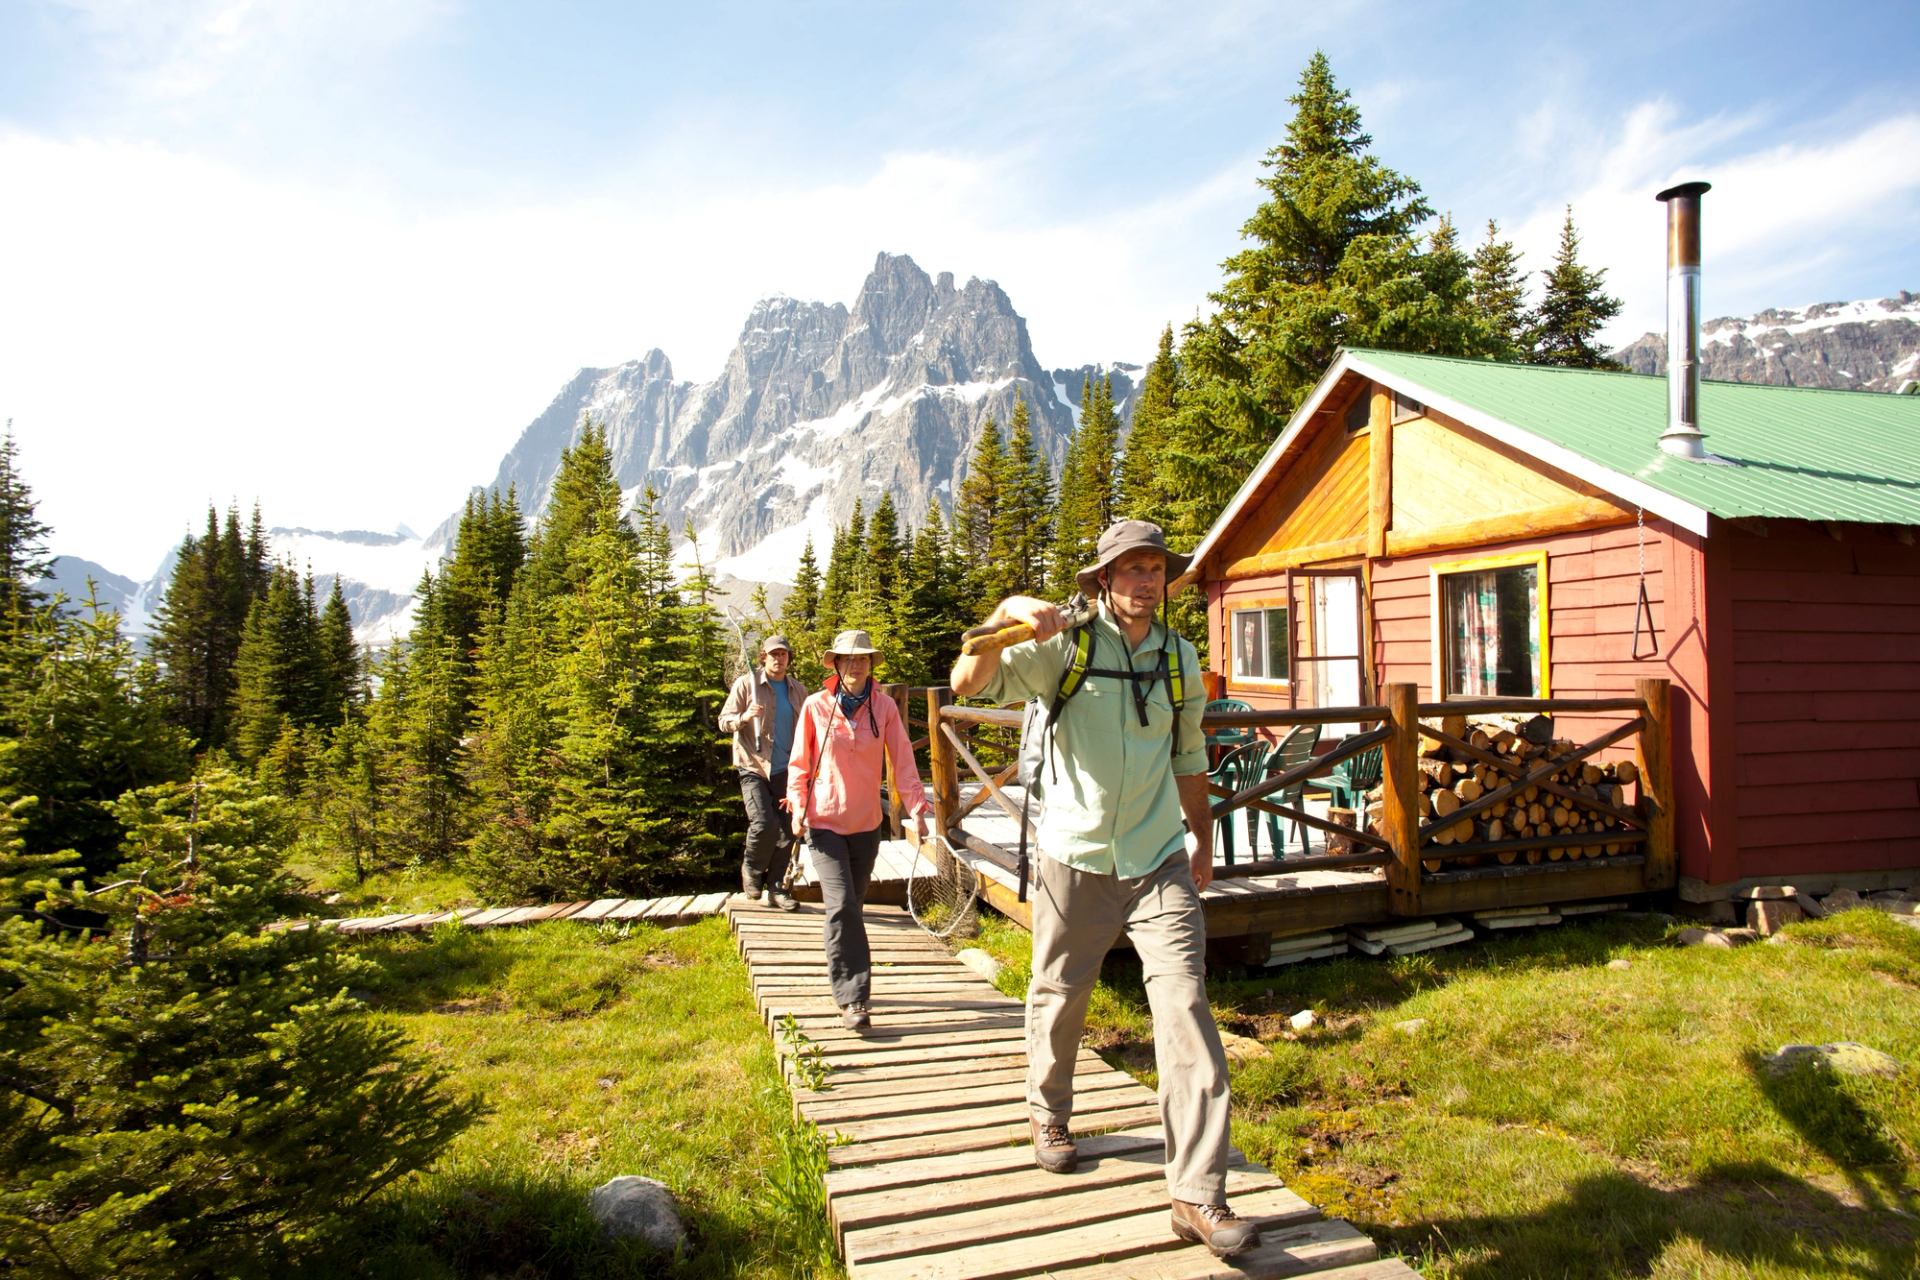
xmin=1391 ymin=391 xmax=1424 ymax=423
xmin=1434 ymin=553 xmax=1549 ymax=698
xmin=1230 ymin=606 xmax=1290 ymax=682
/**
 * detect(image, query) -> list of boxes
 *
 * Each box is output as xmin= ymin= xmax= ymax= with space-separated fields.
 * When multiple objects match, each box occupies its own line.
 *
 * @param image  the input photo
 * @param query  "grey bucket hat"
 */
xmin=823 ymin=628 xmax=882 ymax=658
xmin=760 ymin=633 xmax=793 ymax=656
xmin=1075 ymin=519 xmax=1193 ymax=596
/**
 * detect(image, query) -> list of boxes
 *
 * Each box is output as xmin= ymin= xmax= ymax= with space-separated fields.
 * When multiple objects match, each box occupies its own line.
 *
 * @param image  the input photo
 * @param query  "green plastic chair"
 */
xmin=1306 ymin=740 xmax=1385 ymax=818
xmin=1204 ymin=698 xmax=1255 ymax=766
xmin=1263 ymin=724 xmax=1321 ymax=858
xmin=1208 ymin=739 xmax=1271 ymax=866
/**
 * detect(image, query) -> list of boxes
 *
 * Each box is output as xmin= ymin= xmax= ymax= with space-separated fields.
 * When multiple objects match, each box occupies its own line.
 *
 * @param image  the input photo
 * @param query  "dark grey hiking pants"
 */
xmin=808 ymin=824 xmax=882 ymax=1007
xmin=738 ymin=769 xmax=792 ymax=892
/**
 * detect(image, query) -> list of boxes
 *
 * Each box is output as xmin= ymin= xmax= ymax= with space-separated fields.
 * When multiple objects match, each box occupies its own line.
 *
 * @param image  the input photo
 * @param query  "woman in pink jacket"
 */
xmin=788 ymin=629 xmax=932 ymax=1030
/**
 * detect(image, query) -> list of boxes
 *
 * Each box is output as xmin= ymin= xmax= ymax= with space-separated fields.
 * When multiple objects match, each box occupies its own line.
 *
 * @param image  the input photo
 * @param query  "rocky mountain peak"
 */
xmin=1615 ymin=290 xmax=1920 ymax=392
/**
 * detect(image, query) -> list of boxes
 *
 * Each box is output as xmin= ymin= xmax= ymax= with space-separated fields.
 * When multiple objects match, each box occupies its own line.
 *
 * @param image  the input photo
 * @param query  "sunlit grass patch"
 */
xmin=300 ymin=917 xmax=840 ymax=1279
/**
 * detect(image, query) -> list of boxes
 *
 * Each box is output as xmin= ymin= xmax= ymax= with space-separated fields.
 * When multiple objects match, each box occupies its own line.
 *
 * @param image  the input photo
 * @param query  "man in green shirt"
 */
xmin=950 ymin=520 xmax=1257 ymax=1260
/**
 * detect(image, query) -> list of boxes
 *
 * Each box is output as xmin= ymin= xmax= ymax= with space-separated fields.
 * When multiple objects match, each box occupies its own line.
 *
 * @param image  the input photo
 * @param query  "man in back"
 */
xmin=719 ymin=634 xmax=808 ymax=910
xmin=950 ymin=519 xmax=1257 ymax=1260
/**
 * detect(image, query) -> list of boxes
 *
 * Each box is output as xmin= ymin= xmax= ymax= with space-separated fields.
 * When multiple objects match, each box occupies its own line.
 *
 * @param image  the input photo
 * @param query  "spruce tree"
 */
xmin=314 ymin=578 xmax=360 ymax=727
xmin=952 ymin=419 xmax=1006 ymax=613
xmin=0 ymin=423 xmax=51 ymax=631
xmin=1469 ymin=219 xmax=1532 ymax=361
xmin=0 ymin=769 xmax=480 ymax=1277
xmin=1049 ymin=378 xmax=1120 ymax=597
xmin=152 ymin=506 xmax=270 ymax=753
xmin=778 ymin=537 xmax=823 ymax=658
xmin=1117 ymin=326 xmax=1180 ymax=528
xmin=861 ymin=492 xmax=904 ymax=646
xmin=1531 ymin=206 xmax=1624 ymax=369
xmin=227 ymin=564 xmax=321 ymax=766
xmin=999 ymin=397 xmax=1055 ymax=600
xmin=1162 ymin=51 xmax=1465 ymax=570
xmin=0 ymin=586 xmax=190 ymax=880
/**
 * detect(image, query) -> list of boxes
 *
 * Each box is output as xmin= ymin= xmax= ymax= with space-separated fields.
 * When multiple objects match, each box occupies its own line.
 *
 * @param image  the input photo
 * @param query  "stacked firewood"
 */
xmin=1374 ymin=713 xmax=1642 ymax=871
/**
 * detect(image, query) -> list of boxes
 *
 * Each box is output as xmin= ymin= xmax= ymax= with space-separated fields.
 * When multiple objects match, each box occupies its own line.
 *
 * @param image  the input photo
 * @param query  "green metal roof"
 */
xmin=1347 ymin=348 xmax=1920 ymax=525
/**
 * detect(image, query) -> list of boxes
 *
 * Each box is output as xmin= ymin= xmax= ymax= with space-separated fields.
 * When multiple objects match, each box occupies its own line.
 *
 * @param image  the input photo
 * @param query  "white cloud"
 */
xmin=0 ymin=130 xmax=1247 ymax=574
xmin=1499 ymin=100 xmax=1920 ymax=345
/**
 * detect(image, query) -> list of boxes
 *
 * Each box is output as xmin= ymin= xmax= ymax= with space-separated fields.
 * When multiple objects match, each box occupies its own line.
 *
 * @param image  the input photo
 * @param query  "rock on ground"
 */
xmin=955 ymin=948 xmax=1005 ymax=982
xmin=589 ymin=1176 xmax=687 ymax=1252
xmin=1763 ymin=1042 xmax=1902 ymax=1078
xmin=1219 ymin=1030 xmax=1269 ymax=1065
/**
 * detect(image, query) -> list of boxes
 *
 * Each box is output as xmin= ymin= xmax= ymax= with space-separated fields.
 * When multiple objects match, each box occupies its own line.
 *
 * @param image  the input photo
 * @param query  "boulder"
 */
xmin=1288 ymin=1009 xmax=1318 ymax=1032
xmin=1676 ymin=927 xmax=1733 ymax=949
xmin=1219 ymin=1031 xmax=1269 ymax=1065
xmin=589 ymin=1176 xmax=687 ymax=1252
xmin=1606 ymin=958 xmax=1632 ymax=971
xmin=1763 ymin=1042 xmax=1901 ymax=1079
xmin=1821 ymin=888 xmax=1864 ymax=913
xmin=1867 ymin=893 xmax=1920 ymax=916
xmin=1392 ymin=1018 xmax=1429 ymax=1036
xmin=1748 ymin=899 xmax=1804 ymax=936
xmin=1794 ymin=892 xmax=1827 ymax=920
xmin=955 ymin=948 xmax=1005 ymax=983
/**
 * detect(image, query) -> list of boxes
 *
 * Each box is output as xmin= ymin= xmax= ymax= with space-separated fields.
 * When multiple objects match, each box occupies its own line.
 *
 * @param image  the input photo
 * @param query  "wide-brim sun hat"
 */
xmin=824 ymin=629 xmax=882 ymax=659
xmin=1075 ymin=519 xmax=1193 ymax=597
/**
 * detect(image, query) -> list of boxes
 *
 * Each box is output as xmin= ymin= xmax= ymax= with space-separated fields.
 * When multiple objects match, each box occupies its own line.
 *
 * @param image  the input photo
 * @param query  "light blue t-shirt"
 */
xmin=770 ymin=679 xmax=794 ymax=775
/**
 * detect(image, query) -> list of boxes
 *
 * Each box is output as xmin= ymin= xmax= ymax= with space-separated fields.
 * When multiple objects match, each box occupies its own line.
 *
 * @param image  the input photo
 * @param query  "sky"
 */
xmin=3 ymin=0 xmax=1917 ymax=578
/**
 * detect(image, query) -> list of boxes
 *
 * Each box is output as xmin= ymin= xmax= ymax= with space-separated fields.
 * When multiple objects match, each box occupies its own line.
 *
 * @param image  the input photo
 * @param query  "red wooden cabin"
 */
xmin=1181 ymin=347 xmax=1920 ymax=902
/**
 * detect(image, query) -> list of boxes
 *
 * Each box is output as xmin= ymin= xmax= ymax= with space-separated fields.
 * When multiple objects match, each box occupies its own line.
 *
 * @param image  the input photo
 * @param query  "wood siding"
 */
xmin=1727 ymin=523 xmax=1920 ymax=877
xmin=1218 ymin=407 xmax=1369 ymax=578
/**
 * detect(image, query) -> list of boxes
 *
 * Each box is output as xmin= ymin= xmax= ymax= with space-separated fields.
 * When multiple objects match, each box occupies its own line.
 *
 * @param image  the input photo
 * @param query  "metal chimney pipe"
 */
xmin=1656 ymin=181 xmax=1711 ymax=459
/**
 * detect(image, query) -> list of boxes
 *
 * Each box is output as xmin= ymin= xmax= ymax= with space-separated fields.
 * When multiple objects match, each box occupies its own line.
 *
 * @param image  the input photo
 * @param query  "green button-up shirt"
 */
xmin=979 ymin=609 xmax=1208 ymax=879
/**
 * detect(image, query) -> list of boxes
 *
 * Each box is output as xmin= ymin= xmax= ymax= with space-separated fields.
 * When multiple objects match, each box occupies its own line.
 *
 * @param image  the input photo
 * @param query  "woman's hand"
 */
xmin=791 ymin=813 xmax=807 ymax=841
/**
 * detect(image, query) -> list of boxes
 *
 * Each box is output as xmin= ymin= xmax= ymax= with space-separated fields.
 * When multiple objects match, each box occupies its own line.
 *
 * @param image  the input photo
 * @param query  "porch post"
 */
xmin=1636 ymin=677 xmax=1676 ymax=890
xmin=926 ymin=687 xmax=958 ymax=840
xmin=1381 ymin=681 xmax=1424 ymax=916
xmin=882 ymin=682 xmax=909 ymax=838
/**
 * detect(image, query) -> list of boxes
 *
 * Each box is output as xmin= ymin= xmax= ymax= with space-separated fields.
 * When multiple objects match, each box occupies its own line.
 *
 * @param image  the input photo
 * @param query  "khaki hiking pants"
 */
xmin=1026 ymin=851 xmax=1232 ymax=1204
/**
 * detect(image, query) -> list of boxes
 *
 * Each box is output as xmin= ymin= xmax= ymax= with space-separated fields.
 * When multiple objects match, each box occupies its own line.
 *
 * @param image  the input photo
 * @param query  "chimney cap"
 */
xmin=1656 ymin=180 xmax=1712 ymax=203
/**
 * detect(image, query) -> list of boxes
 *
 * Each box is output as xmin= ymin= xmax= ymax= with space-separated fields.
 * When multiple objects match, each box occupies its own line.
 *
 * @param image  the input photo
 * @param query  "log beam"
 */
xmin=1381 ymin=682 xmax=1423 ymax=916
xmin=1384 ymin=497 xmax=1632 ymax=560
xmin=1637 ymin=677 xmax=1676 ymax=891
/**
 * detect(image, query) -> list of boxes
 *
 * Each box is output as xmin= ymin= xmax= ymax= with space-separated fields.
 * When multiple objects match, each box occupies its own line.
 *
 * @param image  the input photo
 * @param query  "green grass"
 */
xmin=298 ymin=917 xmax=840 ymax=1280
xmin=284 ymin=855 xmax=484 ymax=917
xmin=968 ymin=908 xmax=1920 ymax=1278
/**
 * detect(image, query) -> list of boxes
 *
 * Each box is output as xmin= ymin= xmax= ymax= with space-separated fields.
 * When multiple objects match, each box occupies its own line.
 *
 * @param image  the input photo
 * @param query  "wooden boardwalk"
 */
xmin=286 ymin=891 xmax=737 ymax=935
xmin=731 ymin=899 xmax=1418 ymax=1279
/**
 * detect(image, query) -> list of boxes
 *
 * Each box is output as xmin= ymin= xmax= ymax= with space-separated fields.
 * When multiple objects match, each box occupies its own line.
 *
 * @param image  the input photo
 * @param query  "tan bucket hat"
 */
xmin=824 ymin=628 xmax=882 ymax=658
xmin=1075 ymin=519 xmax=1193 ymax=596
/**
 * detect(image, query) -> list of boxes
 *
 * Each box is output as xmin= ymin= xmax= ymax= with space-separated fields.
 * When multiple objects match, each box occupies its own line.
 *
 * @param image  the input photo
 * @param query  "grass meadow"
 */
xmin=294 ymin=861 xmax=1919 ymax=1278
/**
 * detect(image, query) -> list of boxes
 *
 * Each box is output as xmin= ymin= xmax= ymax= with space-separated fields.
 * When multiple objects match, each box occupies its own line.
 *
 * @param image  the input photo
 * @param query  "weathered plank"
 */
xmin=825 ymin=1101 xmax=1165 ymax=1167
xmin=849 ymin=1185 xmax=1362 ymax=1280
xmin=844 ymin=1164 xmax=1303 ymax=1266
xmin=823 ymin=1126 xmax=1169 ymax=1198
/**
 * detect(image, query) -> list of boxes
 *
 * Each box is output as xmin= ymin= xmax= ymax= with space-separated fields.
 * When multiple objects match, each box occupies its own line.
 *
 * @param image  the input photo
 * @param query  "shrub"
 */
xmin=0 ymin=769 xmax=484 ymax=1278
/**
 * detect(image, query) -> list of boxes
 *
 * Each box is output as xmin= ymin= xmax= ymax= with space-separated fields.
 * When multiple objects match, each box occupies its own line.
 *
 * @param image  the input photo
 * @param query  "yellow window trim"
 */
xmin=1226 ymin=596 xmax=1292 ymax=689
xmin=1427 ymin=549 xmax=1551 ymax=699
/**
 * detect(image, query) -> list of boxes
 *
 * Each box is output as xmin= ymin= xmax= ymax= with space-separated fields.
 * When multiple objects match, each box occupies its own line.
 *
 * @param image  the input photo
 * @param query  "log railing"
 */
xmin=917 ymin=679 xmax=1675 ymax=918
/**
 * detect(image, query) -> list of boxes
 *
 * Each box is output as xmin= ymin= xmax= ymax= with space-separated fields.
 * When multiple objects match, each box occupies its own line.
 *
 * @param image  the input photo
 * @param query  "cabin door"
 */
xmin=1287 ymin=568 xmax=1365 ymax=737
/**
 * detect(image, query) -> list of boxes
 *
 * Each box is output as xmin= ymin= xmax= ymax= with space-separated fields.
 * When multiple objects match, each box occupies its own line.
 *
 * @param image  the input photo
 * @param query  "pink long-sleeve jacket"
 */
xmin=786 ymin=676 xmax=931 ymax=837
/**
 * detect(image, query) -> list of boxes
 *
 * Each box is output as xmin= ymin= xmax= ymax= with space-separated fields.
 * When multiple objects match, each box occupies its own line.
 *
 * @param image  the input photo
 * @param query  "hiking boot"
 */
xmin=1170 ymin=1199 xmax=1260 ymax=1259
xmin=840 ymin=1001 xmax=870 ymax=1030
xmin=1029 ymin=1117 xmax=1078 ymax=1174
xmin=734 ymin=872 xmax=764 ymax=904
xmin=770 ymin=887 xmax=798 ymax=912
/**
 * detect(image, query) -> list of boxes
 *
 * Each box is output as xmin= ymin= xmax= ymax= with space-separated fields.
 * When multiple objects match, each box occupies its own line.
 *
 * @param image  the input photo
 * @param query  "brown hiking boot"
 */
xmin=1029 ymin=1117 xmax=1077 ymax=1174
xmin=840 ymin=1001 xmax=870 ymax=1030
xmin=1171 ymin=1199 xmax=1260 ymax=1258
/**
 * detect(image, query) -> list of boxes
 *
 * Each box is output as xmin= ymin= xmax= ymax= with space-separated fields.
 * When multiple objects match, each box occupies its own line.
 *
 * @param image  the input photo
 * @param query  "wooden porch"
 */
xmin=880 ymin=679 xmax=1673 ymax=962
